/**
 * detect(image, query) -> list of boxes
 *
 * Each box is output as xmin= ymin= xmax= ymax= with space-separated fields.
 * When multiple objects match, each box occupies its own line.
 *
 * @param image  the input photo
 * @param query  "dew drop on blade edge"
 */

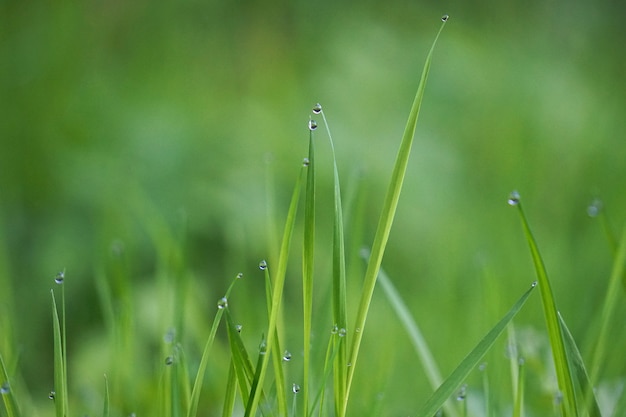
xmin=441 ymin=14 xmax=449 ymax=22
xmin=507 ymin=190 xmax=521 ymax=206
xmin=0 ymin=382 xmax=9 ymax=394
xmin=259 ymin=260 xmax=267 ymax=270
xmin=292 ymin=383 xmax=301 ymax=394
xmin=308 ymin=119 xmax=318 ymax=131
xmin=217 ymin=297 xmax=228 ymax=309
xmin=312 ymin=103 xmax=322 ymax=114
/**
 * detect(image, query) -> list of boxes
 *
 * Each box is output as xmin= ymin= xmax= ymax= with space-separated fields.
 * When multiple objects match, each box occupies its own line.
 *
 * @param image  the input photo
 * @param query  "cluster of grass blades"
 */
xmin=2 ymin=13 xmax=626 ymax=417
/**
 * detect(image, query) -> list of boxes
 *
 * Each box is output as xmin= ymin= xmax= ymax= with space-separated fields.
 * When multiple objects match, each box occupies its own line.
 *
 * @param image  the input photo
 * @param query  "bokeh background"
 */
xmin=1 ymin=0 xmax=625 ymax=415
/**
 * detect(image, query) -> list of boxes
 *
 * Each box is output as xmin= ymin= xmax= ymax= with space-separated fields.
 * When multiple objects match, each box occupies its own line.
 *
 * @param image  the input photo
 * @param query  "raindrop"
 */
xmin=217 ymin=297 xmax=228 ymax=309
xmin=165 ymin=356 xmax=174 ymax=366
xmin=259 ymin=260 xmax=267 ymax=270
xmin=355 ymin=327 xmax=361 ymax=333
xmin=49 ymin=391 xmax=56 ymax=400
xmin=0 ymin=382 xmax=9 ymax=394
xmin=531 ymin=281 xmax=538 ymax=288
xmin=292 ymin=383 xmax=301 ymax=394
xmin=587 ymin=199 xmax=602 ymax=217
xmin=479 ymin=362 xmax=487 ymax=372
xmin=330 ymin=324 xmax=338 ymax=334
xmin=308 ymin=120 xmax=318 ymax=131
xmin=312 ymin=103 xmax=322 ymax=114
xmin=456 ymin=384 xmax=467 ymax=401
xmin=507 ymin=190 xmax=521 ymax=206
xmin=54 ymin=270 xmax=65 ymax=285
xmin=235 ymin=324 xmax=243 ymax=333
xmin=338 ymin=328 xmax=347 ymax=337
xmin=303 ymin=157 xmax=310 ymax=167
xmin=259 ymin=340 xmax=267 ymax=355
xmin=441 ymin=14 xmax=449 ymax=22
xmin=283 ymin=351 xmax=292 ymax=362
xmin=236 ymin=272 xmax=244 ymax=279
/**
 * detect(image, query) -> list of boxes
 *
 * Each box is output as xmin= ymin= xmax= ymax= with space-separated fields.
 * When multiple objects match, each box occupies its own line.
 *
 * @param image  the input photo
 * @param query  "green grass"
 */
xmin=1 ymin=13 xmax=625 ymax=417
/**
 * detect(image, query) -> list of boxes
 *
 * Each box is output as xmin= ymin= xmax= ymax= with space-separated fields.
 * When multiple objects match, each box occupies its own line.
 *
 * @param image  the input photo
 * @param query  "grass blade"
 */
xmin=186 ymin=275 xmax=240 ymax=417
xmin=0 ymin=352 xmax=21 ymax=417
xmin=245 ymin=167 xmax=305 ymax=417
xmin=558 ymin=313 xmax=602 ymax=417
xmin=302 ymin=123 xmax=316 ymax=417
xmin=102 ymin=374 xmax=109 ymax=417
xmin=343 ymin=16 xmax=448 ymax=416
xmin=317 ymin=106 xmax=349 ymax=416
xmin=589 ymin=224 xmax=626 ymax=386
xmin=362 ymin=249 xmax=458 ymax=417
xmin=512 ymin=358 xmax=525 ymax=417
xmin=415 ymin=282 xmax=537 ymax=417
xmin=222 ymin=361 xmax=237 ymax=417
xmin=511 ymin=192 xmax=578 ymax=416
xmin=51 ymin=288 xmax=67 ymax=417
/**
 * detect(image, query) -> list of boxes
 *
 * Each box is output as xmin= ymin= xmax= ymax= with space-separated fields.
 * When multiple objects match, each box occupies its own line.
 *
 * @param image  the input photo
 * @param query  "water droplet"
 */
xmin=165 ymin=356 xmax=174 ymax=365
xmin=308 ymin=119 xmax=318 ymax=131
xmin=259 ymin=340 xmax=267 ymax=355
xmin=217 ymin=297 xmax=228 ymax=309
xmin=456 ymin=384 xmax=467 ymax=401
xmin=292 ymin=383 xmax=301 ymax=394
xmin=283 ymin=351 xmax=292 ymax=362
xmin=330 ymin=324 xmax=338 ymax=334
xmin=587 ymin=199 xmax=603 ymax=217
xmin=259 ymin=260 xmax=267 ymax=270
xmin=54 ymin=270 xmax=65 ymax=284
xmin=479 ymin=362 xmax=487 ymax=372
xmin=129 ymin=414 xmax=137 ymax=417
xmin=338 ymin=328 xmax=347 ymax=337
xmin=49 ymin=391 xmax=56 ymax=400
xmin=531 ymin=281 xmax=538 ymax=288
xmin=347 ymin=362 xmax=352 ymax=367
xmin=441 ymin=14 xmax=449 ymax=22
xmin=0 ymin=382 xmax=10 ymax=394
xmin=507 ymin=190 xmax=521 ymax=206
xmin=235 ymin=324 xmax=243 ymax=333
xmin=236 ymin=272 xmax=244 ymax=279
xmin=302 ymin=157 xmax=310 ymax=167
xmin=355 ymin=327 xmax=361 ymax=333
xmin=312 ymin=103 xmax=322 ymax=114
xmin=164 ymin=328 xmax=176 ymax=344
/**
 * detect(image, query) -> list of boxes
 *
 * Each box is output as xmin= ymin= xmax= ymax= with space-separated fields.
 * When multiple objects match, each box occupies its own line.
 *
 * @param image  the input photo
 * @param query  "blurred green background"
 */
xmin=1 ymin=0 xmax=625 ymax=415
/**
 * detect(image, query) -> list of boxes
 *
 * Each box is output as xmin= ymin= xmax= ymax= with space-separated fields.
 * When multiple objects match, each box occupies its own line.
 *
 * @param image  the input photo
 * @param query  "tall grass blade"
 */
xmin=343 ymin=16 xmax=448 ymax=415
xmin=415 ymin=282 xmax=537 ymax=417
xmin=512 ymin=358 xmax=525 ymax=417
xmin=302 ymin=126 xmax=316 ymax=417
xmin=51 ymin=289 xmax=67 ymax=417
xmin=318 ymin=107 xmax=349 ymax=416
xmin=102 ymin=375 xmax=109 ymax=417
xmin=245 ymin=167 xmax=305 ymax=417
xmin=222 ymin=361 xmax=237 ymax=417
xmin=589 ymin=225 xmax=626 ymax=387
xmin=363 ymin=249 xmax=458 ymax=417
xmin=558 ymin=313 xmax=602 ymax=417
xmin=186 ymin=276 xmax=239 ymax=417
xmin=512 ymin=195 xmax=578 ymax=416
xmin=0 ymin=352 xmax=21 ymax=417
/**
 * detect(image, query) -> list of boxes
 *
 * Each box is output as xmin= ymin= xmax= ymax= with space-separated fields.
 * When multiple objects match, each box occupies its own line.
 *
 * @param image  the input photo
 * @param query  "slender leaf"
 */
xmin=558 ymin=313 xmax=602 ymax=417
xmin=512 ymin=358 xmax=525 ymax=417
xmin=221 ymin=361 xmax=237 ymax=417
xmin=415 ymin=282 xmax=537 ymax=417
xmin=513 ymin=196 xmax=578 ymax=416
xmin=364 ymin=249 xmax=458 ymax=417
xmin=245 ymin=167 xmax=305 ymax=417
xmin=343 ymin=16 xmax=448 ymax=416
xmin=102 ymin=375 xmax=109 ymax=417
xmin=0 ymin=352 xmax=21 ymax=417
xmin=51 ymin=289 xmax=66 ymax=417
xmin=302 ymin=125 xmax=316 ymax=417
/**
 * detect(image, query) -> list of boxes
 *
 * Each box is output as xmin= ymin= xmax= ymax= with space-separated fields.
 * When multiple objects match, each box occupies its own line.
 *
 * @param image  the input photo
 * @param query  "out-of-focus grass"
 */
xmin=1 ymin=1 xmax=625 ymax=416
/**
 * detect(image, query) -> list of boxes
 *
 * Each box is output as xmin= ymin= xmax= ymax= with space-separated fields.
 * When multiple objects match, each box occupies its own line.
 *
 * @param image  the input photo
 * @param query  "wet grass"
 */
xmin=1 ymin=13 xmax=625 ymax=417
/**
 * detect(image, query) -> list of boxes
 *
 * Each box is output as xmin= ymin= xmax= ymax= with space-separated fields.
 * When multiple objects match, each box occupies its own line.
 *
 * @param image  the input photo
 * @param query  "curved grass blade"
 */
xmin=317 ymin=106 xmax=349 ymax=417
xmin=186 ymin=275 xmax=240 ymax=417
xmin=558 ymin=313 xmax=602 ymax=417
xmin=302 ymin=125 xmax=316 ymax=417
xmin=51 ymin=289 xmax=67 ymax=417
xmin=511 ymin=195 xmax=578 ymax=417
xmin=245 ymin=167 xmax=305 ymax=417
xmin=589 ymin=224 xmax=626 ymax=387
xmin=222 ymin=361 xmax=237 ymax=417
xmin=415 ymin=282 xmax=537 ymax=417
xmin=343 ymin=16 xmax=448 ymax=416
xmin=361 ymin=249 xmax=458 ymax=417
xmin=0 ymin=352 xmax=21 ymax=417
